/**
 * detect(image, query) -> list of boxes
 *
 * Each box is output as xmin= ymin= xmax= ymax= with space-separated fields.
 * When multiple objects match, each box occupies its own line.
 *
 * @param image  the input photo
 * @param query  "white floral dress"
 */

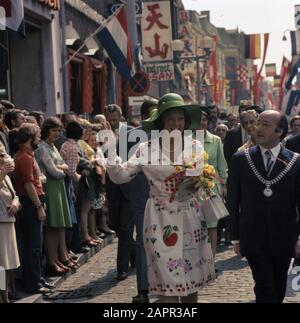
xmin=107 ymin=139 xmax=215 ymax=297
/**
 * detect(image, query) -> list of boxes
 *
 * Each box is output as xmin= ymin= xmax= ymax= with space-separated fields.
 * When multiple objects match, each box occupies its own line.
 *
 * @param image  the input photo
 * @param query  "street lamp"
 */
xmin=173 ymin=37 xmax=213 ymax=104
xmin=198 ymin=55 xmax=211 ymax=104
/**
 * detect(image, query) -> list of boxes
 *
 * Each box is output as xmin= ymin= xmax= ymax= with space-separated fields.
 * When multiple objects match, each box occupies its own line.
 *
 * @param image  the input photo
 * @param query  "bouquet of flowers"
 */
xmin=193 ymin=152 xmax=216 ymax=191
xmin=165 ymin=152 xmax=218 ymax=202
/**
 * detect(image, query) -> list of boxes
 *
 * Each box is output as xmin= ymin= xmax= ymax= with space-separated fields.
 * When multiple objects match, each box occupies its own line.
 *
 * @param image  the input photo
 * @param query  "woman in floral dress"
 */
xmin=107 ymin=93 xmax=215 ymax=303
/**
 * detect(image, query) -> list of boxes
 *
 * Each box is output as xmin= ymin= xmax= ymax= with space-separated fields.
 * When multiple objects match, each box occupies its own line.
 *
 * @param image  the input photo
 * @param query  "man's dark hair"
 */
xmin=3 ymin=109 xmax=23 ymax=130
xmin=15 ymin=124 xmax=36 ymax=145
xmin=29 ymin=111 xmax=44 ymax=126
xmin=276 ymin=113 xmax=289 ymax=140
xmin=61 ymin=111 xmax=77 ymax=126
xmin=207 ymin=105 xmax=220 ymax=118
xmin=290 ymin=115 xmax=300 ymax=128
xmin=41 ymin=117 xmax=63 ymax=140
xmin=66 ymin=121 xmax=83 ymax=140
xmin=245 ymin=105 xmax=264 ymax=115
xmin=238 ymin=104 xmax=249 ymax=115
xmin=104 ymin=104 xmax=122 ymax=116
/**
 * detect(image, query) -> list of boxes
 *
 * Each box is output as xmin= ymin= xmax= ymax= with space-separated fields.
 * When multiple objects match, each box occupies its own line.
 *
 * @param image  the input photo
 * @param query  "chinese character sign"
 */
xmin=142 ymin=1 xmax=173 ymax=62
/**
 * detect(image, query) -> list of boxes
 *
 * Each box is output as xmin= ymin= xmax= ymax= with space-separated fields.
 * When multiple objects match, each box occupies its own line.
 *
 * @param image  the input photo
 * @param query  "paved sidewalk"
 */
xmin=40 ymin=239 xmax=300 ymax=303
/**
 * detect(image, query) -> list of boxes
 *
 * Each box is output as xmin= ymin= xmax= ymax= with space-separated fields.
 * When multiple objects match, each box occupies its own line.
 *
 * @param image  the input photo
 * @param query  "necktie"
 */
xmin=265 ymin=150 xmax=274 ymax=177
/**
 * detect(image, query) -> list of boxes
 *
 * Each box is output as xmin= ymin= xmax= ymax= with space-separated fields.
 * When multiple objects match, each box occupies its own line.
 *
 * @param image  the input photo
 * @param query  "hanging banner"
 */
xmin=0 ymin=0 xmax=25 ymax=36
xmin=245 ymin=34 xmax=261 ymax=59
xmin=144 ymin=62 xmax=174 ymax=81
xmin=142 ymin=1 xmax=173 ymax=62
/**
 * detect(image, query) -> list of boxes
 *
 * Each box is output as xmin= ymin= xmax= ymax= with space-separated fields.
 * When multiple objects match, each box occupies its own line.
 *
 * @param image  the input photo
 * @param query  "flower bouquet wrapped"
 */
xmin=165 ymin=152 xmax=218 ymax=202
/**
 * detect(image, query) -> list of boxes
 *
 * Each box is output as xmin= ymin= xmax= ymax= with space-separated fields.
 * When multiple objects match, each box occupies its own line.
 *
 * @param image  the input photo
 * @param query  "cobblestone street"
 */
xmin=41 ymin=239 xmax=300 ymax=303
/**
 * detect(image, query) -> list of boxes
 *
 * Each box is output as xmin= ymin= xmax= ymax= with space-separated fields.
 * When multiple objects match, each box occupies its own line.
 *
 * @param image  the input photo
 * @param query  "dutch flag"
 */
xmin=0 ymin=0 xmax=25 ymax=37
xmin=96 ymin=6 xmax=134 ymax=81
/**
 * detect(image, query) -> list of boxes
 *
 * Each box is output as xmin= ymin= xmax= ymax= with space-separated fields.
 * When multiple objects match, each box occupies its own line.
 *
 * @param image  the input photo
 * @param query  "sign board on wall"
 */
xmin=144 ymin=62 xmax=174 ymax=81
xmin=108 ymin=0 xmax=142 ymax=17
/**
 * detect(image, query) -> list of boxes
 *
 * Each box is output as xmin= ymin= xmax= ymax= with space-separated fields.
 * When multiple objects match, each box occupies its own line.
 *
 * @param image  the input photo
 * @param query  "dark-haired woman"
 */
xmin=35 ymin=117 xmax=75 ymax=275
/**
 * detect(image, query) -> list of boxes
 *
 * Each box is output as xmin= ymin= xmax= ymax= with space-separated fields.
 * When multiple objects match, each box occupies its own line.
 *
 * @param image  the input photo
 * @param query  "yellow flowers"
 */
xmin=172 ymin=150 xmax=216 ymax=198
xmin=203 ymin=164 xmax=216 ymax=177
xmin=175 ymin=166 xmax=184 ymax=173
xmin=193 ymin=156 xmax=216 ymax=191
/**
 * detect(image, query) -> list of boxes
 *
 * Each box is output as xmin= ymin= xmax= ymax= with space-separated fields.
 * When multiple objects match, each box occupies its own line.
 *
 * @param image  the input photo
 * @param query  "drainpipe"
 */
xmin=59 ymin=0 xmax=69 ymax=112
xmin=125 ymin=0 xmax=138 ymax=60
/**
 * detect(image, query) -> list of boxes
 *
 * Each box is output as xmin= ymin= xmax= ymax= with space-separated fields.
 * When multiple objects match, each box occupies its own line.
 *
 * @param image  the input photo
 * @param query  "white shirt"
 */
xmin=259 ymin=143 xmax=281 ymax=172
xmin=241 ymin=127 xmax=249 ymax=144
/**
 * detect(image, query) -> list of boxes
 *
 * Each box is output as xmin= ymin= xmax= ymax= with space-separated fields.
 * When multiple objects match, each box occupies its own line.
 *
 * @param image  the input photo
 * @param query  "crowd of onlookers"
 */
xmin=0 ymin=100 xmax=116 ymax=303
xmin=1 ymin=97 xmax=300 ymax=303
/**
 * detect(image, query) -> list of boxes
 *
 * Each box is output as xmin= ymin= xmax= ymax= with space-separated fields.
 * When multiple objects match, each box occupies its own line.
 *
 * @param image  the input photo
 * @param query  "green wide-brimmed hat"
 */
xmin=142 ymin=93 xmax=202 ymax=132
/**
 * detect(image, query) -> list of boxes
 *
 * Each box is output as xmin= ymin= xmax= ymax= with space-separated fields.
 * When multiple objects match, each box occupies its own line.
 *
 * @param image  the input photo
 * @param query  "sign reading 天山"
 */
xmin=142 ymin=1 xmax=173 ymax=62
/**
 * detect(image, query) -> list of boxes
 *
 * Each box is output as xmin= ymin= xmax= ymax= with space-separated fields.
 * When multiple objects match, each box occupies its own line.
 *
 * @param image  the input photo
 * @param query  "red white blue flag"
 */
xmin=0 ymin=0 xmax=25 ymax=36
xmin=96 ymin=6 xmax=134 ymax=81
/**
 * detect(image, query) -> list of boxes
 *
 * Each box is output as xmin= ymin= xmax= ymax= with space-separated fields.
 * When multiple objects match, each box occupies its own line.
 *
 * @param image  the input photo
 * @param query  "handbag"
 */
xmin=176 ymin=177 xmax=195 ymax=202
xmin=201 ymin=194 xmax=229 ymax=224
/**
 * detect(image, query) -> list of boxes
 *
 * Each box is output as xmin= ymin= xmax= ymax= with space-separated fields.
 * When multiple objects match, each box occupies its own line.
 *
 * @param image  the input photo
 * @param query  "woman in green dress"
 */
xmin=198 ymin=110 xmax=228 ymax=258
xmin=35 ymin=117 xmax=75 ymax=275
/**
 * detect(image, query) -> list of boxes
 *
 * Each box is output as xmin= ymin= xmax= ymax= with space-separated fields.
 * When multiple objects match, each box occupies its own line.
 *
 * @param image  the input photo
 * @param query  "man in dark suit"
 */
xmin=105 ymin=104 xmax=134 ymax=281
xmin=223 ymin=105 xmax=249 ymax=165
xmin=223 ymin=105 xmax=263 ymax=166
xmin=286 ymin=132 xmax=300 ymax=153
xmin=227 ymin=110 xmax=300 ymax=303
xmin=286 ymin=132 xmax=300 ymax=267
xmin=223 ymin=125 xmax=243 ymax=165
xmin=128 ymin=99 xmax=157 ymax=303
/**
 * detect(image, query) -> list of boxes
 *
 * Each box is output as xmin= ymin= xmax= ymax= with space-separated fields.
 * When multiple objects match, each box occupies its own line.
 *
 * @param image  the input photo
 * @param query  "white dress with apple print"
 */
xmin=107 ymin=138 xmax=215 ymax=297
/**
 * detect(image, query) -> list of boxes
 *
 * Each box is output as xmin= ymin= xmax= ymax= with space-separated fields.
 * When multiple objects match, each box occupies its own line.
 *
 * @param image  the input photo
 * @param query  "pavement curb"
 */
xmin=15 ymin=233 xmax=116 ymax=304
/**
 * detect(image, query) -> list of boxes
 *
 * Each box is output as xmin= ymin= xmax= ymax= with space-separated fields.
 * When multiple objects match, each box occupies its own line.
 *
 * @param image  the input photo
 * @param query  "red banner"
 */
xmin=253 ymin=34 xmax=269 ymax=104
